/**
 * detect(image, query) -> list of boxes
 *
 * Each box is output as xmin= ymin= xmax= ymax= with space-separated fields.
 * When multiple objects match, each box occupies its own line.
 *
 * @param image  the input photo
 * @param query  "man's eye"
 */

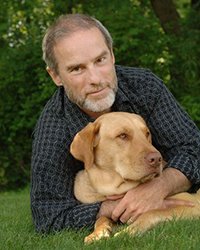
xmin=97 ymin=57 xmax=106 ymax=64
xmin=72 ymin=67 xmax=81 ymax=72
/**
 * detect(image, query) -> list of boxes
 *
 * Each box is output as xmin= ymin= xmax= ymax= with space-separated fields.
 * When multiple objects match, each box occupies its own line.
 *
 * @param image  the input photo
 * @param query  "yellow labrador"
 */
xmin=70 ymin=112 xmax=200 ymax=243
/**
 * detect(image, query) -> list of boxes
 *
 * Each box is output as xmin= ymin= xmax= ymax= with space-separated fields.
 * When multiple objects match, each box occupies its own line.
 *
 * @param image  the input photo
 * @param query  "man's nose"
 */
xmin=87 ymin=66 xmax=101 ymax=85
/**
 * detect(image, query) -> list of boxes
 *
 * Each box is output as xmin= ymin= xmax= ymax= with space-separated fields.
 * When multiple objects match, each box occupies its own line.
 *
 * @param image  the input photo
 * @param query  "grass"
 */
xmin=1 ymin=188 xmax=200 ymax=250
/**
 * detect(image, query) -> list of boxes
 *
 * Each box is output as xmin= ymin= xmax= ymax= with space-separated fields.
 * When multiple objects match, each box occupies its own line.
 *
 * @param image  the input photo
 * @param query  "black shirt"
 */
xmin=31 ymin=65 xmax=200 ymax=233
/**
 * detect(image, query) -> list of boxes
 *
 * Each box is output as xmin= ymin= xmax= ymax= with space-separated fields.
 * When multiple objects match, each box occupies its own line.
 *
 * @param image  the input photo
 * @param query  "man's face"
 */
xmin=48 ymin=28 xmax=117 ymax=115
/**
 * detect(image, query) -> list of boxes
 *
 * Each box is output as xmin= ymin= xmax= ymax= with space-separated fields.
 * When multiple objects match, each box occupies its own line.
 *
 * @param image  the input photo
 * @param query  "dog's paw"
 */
xmin=114 ymin=229 xmax=127 ymax=238
xmin=114 ymin=225 xmax=137 ymax=238
xmin=84 ymin=229 xmax=111 ymax=244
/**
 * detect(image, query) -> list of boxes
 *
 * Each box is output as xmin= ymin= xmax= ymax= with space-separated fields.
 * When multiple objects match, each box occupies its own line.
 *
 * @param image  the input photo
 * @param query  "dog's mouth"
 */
xmin=140 ymin=172 xmax=160 ymax=183
xmin=124 ymin=172 xmax=160 ymax=184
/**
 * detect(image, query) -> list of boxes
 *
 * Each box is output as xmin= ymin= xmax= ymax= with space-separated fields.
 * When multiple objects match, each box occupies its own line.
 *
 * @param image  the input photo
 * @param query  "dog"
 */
xmin=70 ymin=112 xmax=200 ymax=243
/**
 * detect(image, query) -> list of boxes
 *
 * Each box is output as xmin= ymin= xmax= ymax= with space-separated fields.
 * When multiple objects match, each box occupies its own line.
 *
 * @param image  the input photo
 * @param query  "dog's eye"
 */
xmin=118 ymin=133 xmax=129 ymax=140
xmin=145 ymin=130 xmax=151 ymax=141
xmin=146 ymin=131 xmax=150 ymax=138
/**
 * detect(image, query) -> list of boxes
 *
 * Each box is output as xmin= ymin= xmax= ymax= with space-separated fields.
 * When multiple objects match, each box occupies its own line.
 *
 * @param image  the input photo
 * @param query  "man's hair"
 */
xmin=42 ymin=14 xmax=113 ymax=74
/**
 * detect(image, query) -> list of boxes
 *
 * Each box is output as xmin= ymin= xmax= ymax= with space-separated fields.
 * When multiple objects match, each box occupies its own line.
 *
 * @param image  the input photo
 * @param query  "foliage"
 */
xmin=165 ymin=5 xmax=200 ymax=124
xmin=0 ymin=0 xmax=56 ymax=188
xmin=0 ymin=0 xmax=199 ymax=189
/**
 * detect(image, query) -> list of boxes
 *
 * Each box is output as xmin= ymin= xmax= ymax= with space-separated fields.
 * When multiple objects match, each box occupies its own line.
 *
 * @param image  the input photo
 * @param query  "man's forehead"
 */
xmin=56 ymin=27 xmax=105 ymax=46
xmin=54 ymin=28 xmax=110 ymax=66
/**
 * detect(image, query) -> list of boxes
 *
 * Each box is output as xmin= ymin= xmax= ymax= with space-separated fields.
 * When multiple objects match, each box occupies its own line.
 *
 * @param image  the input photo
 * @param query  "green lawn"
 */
xmin=1 ymin=188 xmax=200 ymax=250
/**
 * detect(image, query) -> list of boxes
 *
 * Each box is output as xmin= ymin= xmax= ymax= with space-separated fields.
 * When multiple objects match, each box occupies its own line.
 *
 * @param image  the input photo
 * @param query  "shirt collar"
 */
xmin=111 ymin=69 xmax=134 ymax=113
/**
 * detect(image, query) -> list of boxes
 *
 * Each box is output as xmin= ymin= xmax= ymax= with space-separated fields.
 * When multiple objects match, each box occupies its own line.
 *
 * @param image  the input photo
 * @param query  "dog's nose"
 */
xmin=145 ymin=152 xmax=162 ymax=168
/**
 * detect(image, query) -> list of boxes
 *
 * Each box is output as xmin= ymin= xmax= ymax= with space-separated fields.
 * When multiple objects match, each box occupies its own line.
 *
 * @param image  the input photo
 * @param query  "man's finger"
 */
xmin=164 ymin=198 xmax=195 ymax=208
xmin=111 ymin=203 xmax=126 ymax=222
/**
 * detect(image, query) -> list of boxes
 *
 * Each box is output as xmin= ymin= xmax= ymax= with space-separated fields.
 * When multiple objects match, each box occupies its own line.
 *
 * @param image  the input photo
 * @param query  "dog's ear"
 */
xmin=70 ymin=122 xmax=100 ymax=169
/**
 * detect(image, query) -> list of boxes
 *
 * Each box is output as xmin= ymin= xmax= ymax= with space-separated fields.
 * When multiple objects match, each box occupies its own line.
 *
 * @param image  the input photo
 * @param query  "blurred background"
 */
xmin=0 ymin=0 xmax=199 ymax=190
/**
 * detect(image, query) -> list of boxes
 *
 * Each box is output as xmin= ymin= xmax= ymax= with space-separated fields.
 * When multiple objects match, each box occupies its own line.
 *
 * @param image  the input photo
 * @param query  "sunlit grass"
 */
xmin=1 ymin=188 xmax=199 ymax=250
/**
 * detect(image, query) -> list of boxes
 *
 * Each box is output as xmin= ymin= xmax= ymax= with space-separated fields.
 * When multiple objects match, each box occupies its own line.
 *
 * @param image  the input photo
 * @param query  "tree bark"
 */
xmin=191 ymin=0 xmax=200 ymax=10
xmin=150 ymin=0 xmax=181 ymax=35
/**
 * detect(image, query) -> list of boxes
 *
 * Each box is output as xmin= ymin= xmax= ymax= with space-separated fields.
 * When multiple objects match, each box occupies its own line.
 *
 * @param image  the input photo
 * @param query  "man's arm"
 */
xmin=96 ymin=167 xmax=192 ymax=223
xmin=31 ymin=116 xmax=101 ymax=232
xmin=110 ymin=167 xmax=192 ymax=223
xmin=145 ymin=71 xmax=200 ymax=187
xmin=31 ymin=151 xmax=101 ymax=232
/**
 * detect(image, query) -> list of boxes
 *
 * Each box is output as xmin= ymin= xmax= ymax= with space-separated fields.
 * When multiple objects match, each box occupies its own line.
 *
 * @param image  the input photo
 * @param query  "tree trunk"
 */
xmin=150 ymin=0 xmax=181 ymax=35
xmin=150 ymin=0 xmax=184 ymax=97
xmin=191 ymin=0 xmax=200 ymax=10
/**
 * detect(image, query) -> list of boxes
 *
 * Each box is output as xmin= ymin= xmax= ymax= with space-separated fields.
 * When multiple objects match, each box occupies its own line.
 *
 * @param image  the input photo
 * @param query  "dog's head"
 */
xmin=70 ymin=112 xmax=164 ymax=183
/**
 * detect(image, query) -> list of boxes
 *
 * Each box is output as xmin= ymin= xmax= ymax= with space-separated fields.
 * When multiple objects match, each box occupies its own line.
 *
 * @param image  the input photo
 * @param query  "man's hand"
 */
xmin=111 ymin=179 xmax=165 ymax=223
xmin=110 ymin=167 xmax=192 ymax=223
xmin=96 ymin=199 xmax=122 ymax=219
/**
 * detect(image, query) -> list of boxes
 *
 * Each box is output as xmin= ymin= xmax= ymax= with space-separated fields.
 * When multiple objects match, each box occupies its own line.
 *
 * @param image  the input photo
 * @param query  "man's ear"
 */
xmin=111 ymin=49 xmax=115 ymax=64
xmin=46 ymin=66 xmax=63 ymax=87
xmin=70 ymin=122 xmax=100 ymax=170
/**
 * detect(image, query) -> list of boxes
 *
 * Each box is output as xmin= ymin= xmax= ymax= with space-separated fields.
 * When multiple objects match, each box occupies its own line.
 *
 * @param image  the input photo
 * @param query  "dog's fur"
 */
xmin=70 ymin=112 xmax=200 ymax=243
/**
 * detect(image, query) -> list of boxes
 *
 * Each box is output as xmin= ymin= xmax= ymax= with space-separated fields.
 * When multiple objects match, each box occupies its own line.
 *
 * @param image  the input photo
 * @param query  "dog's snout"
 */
xmin=145 ymin=152 xmax=162 ymax=167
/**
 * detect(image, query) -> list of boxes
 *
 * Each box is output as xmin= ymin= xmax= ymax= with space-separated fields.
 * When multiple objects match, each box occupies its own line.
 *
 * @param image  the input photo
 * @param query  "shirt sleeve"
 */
xmin=145 ymin=73 xmax=200 ymax=188
xmin=30 ymin=112 xmax=101 ymax=233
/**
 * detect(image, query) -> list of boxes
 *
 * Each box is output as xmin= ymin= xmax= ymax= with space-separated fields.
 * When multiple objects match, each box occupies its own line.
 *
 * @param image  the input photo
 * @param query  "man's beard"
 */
xmin=82 ymin=90 xmax=116 ymax=112
xmin=66 ymin=83 xmax=117 ymax=113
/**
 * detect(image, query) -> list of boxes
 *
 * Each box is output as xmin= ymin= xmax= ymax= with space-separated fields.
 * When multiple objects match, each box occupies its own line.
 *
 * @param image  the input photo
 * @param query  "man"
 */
xmin=31 ymin=13 xmax=200 ymax=233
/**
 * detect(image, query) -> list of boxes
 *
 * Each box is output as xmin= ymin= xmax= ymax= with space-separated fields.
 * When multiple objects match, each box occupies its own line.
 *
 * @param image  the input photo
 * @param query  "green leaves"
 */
xmin=0 ymin=0 xmax=199 ymax=189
